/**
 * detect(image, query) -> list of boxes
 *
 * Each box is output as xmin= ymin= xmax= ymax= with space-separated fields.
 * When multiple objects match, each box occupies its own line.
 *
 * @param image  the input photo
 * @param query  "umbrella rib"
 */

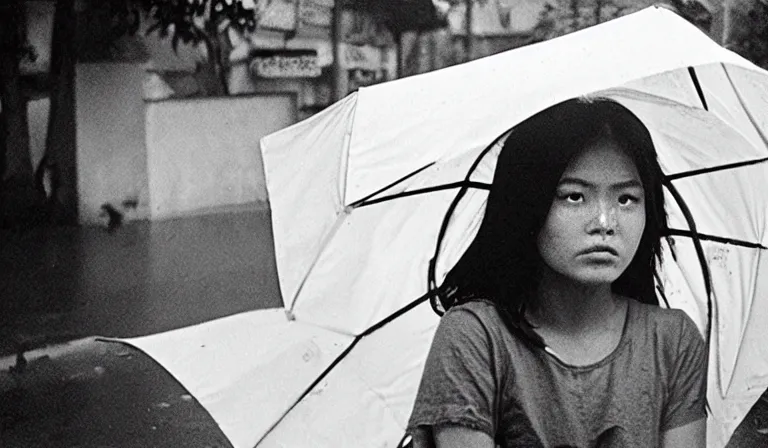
xmin=252 ymin=336 xmax=363 ymax=447
xmin=663 ymin=180 xmax=714 ymax=344
xmin=350 ymin=162 xmax=436 ymax=208
xmin=429 ymin=131 xmax=511 ymax=314
xmin=666 ymin=156 xmax=768 ymax=181
xmin=286 ymin=210 xmax=350 ymax=315
xmin=663 ymin=228 xmax=767 ymax=250
xmin=262 ymin=131 xmax=502 ymax=443
xmin=355 ymin=181 xmax=491 ymax=208
xmin=687 ymin=67 xmax=708 ymax=111
xmin=253 ymin=293 xmax=432 ymax=446
xmin=665 ymin=63 xmax=768 ymax=182
xmin=361 ymin=291 xmax=432 ymax=337
xmin=721 ymin=63 xmax=768 ymax=149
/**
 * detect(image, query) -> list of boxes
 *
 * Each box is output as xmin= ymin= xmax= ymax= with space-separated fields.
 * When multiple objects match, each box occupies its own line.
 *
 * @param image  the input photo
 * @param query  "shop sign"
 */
xmin=299 ymin=0 xmax=332 ymax=28
xmin=305 ymin=0 xmax=333 ymax=7
xmin=249 ymin=49 xmax=322 ymax=78
xmin=341 ymin=44 xmax=382 ymax=71
xmin=257 ymin=0 xmax=299 ymax=31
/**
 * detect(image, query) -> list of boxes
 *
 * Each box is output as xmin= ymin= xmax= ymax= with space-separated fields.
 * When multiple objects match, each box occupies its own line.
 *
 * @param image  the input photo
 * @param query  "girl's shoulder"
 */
xmin=441 ymin=299 xmax=534 ymax=352
xmin=443 ymin=298 xmax=508 ymax=333
xmin=630 ymin=299 xmax=699 ymax=328
xmin=431 ymin=298 xmax=502 ymax=342
xmin=626 ymin=299 xmax=705 ymax=348
xmin=447 ymin=296 xmax=498 ymax=314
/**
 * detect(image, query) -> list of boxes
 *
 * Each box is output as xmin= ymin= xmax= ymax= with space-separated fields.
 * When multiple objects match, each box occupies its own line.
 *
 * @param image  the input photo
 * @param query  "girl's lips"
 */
xmin=580 ymin=245 xmax=619 ymax=256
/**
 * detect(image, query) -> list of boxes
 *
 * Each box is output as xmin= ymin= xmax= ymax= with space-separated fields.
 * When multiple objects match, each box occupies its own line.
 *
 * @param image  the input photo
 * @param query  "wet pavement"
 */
xmin=0 ymin=207 xmax=767 ymax=447
xmin=1 ymin=207 xmax=280 ymax=447
xmin=1 ymin=340 xmax=232 ymax=448
xmin=0 ymin=206 xmax=282 ymax=353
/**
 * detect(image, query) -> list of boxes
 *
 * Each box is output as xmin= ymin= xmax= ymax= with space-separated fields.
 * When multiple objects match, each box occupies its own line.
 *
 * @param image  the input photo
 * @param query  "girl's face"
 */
xmin=536 ymin=137 xmax=646 ymax=286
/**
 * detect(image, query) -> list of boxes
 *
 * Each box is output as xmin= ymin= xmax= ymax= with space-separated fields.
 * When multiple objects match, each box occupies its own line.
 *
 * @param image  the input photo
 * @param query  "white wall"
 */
xmin=27 ymin=98 xmax=50 ymax=171
xmin=145 ymin=94 xmax=296 ymax=220
xmin=76 ymin=63 xmax=149 ymax=224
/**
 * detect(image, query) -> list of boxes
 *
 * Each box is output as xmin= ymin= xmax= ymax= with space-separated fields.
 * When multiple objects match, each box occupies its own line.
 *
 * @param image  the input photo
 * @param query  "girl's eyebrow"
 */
xmin=558 ymin=177 xmax=644 ymax=189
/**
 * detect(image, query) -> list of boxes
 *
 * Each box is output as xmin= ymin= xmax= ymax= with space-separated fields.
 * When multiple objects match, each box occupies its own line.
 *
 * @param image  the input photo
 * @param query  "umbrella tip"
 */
xmin=285 ymin=309 xmax=296 ymax=321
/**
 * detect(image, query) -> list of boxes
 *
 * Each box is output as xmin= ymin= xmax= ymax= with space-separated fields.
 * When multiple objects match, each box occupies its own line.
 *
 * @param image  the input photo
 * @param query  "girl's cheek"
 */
xmin=553 ymin=206 xmax=581 ymax=222
xmin=621 ymin=210 xmax=646 ymax=232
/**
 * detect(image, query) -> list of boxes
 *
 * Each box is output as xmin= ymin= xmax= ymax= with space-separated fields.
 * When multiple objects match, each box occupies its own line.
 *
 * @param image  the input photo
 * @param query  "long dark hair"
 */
xmin=441 ymin=97 xmax=667 ymax=347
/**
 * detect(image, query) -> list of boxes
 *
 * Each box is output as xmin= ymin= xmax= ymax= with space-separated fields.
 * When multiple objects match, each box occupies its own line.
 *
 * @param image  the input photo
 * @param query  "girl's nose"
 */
xmin=589 ymin=203 xmax=617 ymax=237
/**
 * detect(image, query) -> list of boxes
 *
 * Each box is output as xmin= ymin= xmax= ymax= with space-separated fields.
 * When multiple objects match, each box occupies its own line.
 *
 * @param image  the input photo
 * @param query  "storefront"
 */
xmin=228 ymin=0 xmax=406 ymax=120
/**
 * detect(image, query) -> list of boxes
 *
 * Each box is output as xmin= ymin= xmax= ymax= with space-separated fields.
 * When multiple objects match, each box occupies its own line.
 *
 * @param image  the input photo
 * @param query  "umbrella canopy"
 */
xmin=125 ymin=6 xmax=768 ymax=448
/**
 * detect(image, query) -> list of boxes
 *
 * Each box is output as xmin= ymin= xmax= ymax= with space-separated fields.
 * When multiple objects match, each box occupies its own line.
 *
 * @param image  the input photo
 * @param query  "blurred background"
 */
xmin=0 ymin=0 xmax=760 ymax=232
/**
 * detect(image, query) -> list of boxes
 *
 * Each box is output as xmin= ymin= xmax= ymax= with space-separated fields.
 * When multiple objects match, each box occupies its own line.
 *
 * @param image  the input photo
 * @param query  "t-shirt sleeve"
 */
xmin=662 ymin=312 xmax=708 ymax=431
xmin=406 ymin=305 xmax=500 ymax=438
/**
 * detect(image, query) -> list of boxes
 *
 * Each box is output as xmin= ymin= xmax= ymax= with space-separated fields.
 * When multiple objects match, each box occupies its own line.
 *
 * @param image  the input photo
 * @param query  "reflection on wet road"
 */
xmin=1 ymin=208 xmax=282 ymax=350
xmin=1 ymin=209 xmax=280 ymax=447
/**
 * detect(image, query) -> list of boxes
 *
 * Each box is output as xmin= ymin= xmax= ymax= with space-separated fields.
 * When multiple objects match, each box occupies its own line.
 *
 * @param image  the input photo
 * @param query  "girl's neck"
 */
xmin=528 ymin=267 xmax=622 ymax=335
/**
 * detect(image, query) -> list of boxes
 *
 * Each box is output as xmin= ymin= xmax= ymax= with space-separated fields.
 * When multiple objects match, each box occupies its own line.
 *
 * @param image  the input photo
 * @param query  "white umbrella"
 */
xmin=124 ymin=6 xmax=768 ymax=448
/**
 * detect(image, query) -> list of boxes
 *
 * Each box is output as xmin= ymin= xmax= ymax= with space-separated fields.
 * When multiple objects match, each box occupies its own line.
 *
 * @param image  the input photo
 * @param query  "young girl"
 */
xmin=406 ymin=98 xmax=707 ymax=447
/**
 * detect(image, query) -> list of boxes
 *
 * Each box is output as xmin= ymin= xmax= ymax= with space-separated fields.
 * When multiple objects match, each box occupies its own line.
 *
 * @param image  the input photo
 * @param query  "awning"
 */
xmin=350 ymin=0 xmax=447 ymax=33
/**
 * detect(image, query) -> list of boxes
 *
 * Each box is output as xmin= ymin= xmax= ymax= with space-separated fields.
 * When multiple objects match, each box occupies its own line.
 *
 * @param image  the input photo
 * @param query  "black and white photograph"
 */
xmin=1 ymin=1 xmax=767 ymax=447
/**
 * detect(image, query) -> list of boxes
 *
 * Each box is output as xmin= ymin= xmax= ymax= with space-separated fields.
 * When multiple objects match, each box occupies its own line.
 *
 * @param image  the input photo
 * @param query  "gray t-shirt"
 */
xmin=407 ymin=299 xmax=707 ymax=448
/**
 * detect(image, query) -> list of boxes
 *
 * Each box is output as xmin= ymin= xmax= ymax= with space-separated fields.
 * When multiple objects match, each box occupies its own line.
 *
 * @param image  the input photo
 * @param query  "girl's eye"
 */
xmin=618 ymin=194 xmax=639 ymax=206
xmin=563 ymin=193 xmax=584 ymax=203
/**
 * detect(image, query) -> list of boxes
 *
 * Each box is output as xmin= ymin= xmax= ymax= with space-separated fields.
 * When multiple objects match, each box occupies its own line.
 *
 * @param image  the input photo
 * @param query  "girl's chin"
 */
xmin=541 ymin=262 xmax=627 ymax=287
xmin=568 ymin=268 xmax=625 ymax=286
